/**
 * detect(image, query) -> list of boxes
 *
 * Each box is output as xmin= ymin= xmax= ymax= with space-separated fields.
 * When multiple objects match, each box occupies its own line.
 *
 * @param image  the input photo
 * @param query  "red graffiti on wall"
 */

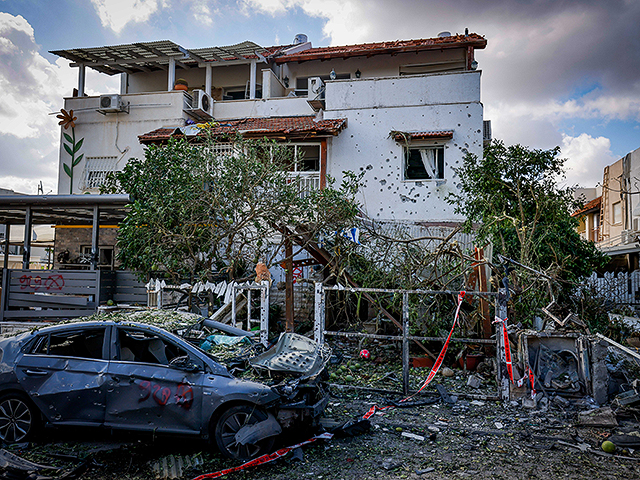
xmin=19 ymin=274 xmax=65 ymax=291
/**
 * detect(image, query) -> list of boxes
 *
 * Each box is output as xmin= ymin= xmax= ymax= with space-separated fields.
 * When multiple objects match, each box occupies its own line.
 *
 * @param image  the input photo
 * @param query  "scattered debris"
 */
xmin=577 ymin=407 xmax=619 ymax=428
xmin=401 ymin=432 xmax=425 ymax=441
xmin=151 ymin=454 xmax=203 ymax=480
xmin=467 ymin=374 xmax=482 ymax=389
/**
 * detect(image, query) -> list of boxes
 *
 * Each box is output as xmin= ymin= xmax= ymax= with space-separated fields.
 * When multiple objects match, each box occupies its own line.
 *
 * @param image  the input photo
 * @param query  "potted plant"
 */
xmin=174 ymin=78 xmax=188 ymax=91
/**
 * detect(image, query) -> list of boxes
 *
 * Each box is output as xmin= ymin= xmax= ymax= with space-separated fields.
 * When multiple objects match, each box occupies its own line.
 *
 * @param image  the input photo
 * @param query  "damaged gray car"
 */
xmin=0 ymin=321 xmax=330 ymax=460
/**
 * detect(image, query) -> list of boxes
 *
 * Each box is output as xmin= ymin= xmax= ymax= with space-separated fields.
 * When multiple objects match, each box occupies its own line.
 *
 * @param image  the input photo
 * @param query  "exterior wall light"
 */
xmin=471 ymin=60 xmax=478 ymax=70
xmin=329 ymin=69 xmax=337 ymax=80
xmin=355 ymin=69 xmax=361 ymax=78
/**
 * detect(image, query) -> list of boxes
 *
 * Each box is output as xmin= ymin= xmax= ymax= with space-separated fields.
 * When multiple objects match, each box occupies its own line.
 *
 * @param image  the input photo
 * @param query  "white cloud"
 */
xmin=560 ymin=133 xmax=616 ymax=187
xmin=191 ymin=0 xmax=215 ymax=26
xmin=90 ymin=0 xmax=167 ymax=34
xmin=0 ymin=13 xmax=118 ymax=194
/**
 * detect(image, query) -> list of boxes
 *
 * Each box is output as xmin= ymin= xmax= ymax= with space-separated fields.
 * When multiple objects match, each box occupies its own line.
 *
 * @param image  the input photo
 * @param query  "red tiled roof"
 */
xmin=571 ymin=196 xmax=601 ymax=217
xmin=139 ymin=116 xmax=348 ymax=144
xmin=274 ymin=33 xmax=486 ymax=64
xmin=392 ymin=131 xmax=454 ymax=142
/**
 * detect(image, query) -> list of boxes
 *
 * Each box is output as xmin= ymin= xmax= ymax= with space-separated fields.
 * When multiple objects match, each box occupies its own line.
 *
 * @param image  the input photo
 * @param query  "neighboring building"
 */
xmin=573 ymin=194 xmax=601 ymax=243
xmin=50 ymin=32 xmax=488 ymax=270
xmin=589 ymin=147 xmax=640 ymax=271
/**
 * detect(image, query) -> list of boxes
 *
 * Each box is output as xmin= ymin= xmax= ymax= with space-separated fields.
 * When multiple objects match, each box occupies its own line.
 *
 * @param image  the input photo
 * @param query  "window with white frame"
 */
xmin=83 ymin=156 xmax=118 ymax=190
xmin=613 ymin=201 xmax=622 ymax=224
xmin=271 ymin=144 xmax=321 ymax=193
xmin=404 ymin=146 xmax=445 ymax=180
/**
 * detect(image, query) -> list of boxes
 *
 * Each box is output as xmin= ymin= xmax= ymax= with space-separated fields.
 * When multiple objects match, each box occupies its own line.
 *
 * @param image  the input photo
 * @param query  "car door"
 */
xmin=15 ymin=326 xmax=109 ymax=425
xmin=104 ymin=326 xmax=204 ymax=434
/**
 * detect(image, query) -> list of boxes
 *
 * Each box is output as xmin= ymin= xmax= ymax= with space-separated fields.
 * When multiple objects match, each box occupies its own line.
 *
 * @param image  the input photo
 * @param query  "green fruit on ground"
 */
xmin=602 ymin=441 xmax=616 ymax=453
xmin=106 ymin=299 xmax=115 ymax=306
xmin=345 ymin=375 xmax=354 ymax=382
xmin=395 ymin=427 xmax=403 ymax=432
xmin=340 ymin=365 xmax=347 ymax=371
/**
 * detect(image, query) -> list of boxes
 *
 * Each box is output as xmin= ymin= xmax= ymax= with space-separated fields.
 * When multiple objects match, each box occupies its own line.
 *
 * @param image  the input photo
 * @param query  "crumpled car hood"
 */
xmin=249 ymin=333 xmax=331 ymax=378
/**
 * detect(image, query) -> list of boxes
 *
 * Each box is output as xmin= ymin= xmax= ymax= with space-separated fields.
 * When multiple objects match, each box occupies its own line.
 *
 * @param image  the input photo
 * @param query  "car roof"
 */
xmin=28 ymin=319 xmax=176 ymax=337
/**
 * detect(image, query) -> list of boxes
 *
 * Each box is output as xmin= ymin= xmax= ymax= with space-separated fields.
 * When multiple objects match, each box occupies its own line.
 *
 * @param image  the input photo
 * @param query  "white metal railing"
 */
xmin=288 ymin=172 xmax=320 ymax=196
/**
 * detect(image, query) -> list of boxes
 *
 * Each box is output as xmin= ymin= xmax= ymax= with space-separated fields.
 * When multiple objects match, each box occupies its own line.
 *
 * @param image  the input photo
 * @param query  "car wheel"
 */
xmin=0 ymin=393 xmax=38 ymax=443
xmin=214 ymin=405 xmax=275 ymax=460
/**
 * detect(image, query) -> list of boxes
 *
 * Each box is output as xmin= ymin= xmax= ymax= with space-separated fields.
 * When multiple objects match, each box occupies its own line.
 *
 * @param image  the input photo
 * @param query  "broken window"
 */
xmin=118 ymin=328 xmax=188 ymax=365
xmin=30 ymin=328 xmax=106 ymax=360
xmin=404 ymin=146 xmax=445 ymax=180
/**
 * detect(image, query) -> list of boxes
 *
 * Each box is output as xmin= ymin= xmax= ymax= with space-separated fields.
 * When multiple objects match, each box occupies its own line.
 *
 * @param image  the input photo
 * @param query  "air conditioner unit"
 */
xmin=185 ymin=89 xmax=213 ymax=120
xmin=98 ymin=94 xmax=128 ymax=114
xmin=308 ymin=77 xmax=325 ymax=100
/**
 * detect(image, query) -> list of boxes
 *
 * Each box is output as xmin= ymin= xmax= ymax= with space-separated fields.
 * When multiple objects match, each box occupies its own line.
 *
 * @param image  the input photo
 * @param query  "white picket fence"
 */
xmin=583 ymin=271 xmax=640 ymax=305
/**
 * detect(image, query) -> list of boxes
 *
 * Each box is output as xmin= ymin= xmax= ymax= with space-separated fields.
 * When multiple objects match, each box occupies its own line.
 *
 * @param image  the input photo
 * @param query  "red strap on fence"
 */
xmin=363 ymin=291 xmax=468 ymax=422
xmin=192 ymin=433 xmax=334 ymax=480
xmin=401 ymin=291 xmax=466 ymax=402
xmin=493 ymin=316 xmax=537 ymax=398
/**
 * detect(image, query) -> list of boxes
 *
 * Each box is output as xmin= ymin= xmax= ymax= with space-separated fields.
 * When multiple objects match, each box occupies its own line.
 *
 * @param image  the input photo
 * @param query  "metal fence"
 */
xmin=313 ymin=283 xmax=499 ymax=395
xmin=583 ymin=271 xmax=640 ymax=305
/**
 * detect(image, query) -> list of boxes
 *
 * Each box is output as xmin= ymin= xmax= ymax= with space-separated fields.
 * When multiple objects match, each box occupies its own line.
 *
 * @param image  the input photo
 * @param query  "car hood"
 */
xmin=249 ymin=333 xmax=331 ymax=378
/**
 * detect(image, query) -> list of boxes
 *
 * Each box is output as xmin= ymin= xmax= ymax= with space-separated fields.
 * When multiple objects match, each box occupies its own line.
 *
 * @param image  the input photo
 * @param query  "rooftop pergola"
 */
xmin=0 ymin=195 xmax=131 ymax=271
xmin=50 ymin=40 xmax=269 ymax=98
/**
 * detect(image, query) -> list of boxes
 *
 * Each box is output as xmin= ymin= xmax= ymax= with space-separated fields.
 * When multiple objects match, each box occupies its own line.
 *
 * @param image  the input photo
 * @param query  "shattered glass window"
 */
xmin=118 ymin=328 xmax=188 ymax=365
xmin=31 ymin=329 xmax=106 ymax=360
xmin=404 ymin=146 xmax=445 ymax=180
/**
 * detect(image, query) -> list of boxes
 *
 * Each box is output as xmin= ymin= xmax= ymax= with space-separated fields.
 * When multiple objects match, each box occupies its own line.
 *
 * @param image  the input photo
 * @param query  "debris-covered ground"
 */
xmin=2 ymin=310 xmax=639 ymax=479
xmin=6 ymin=364 xmax=640 ymax=479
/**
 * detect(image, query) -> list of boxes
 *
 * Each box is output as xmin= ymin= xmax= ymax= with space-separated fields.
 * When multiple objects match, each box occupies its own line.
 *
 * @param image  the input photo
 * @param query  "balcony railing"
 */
xmin=288 ymin=172 xmax=320 ymax=197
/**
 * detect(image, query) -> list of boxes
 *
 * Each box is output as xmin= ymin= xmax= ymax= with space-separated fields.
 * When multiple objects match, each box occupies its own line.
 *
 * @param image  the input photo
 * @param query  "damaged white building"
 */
xmin=50 ymin=31 xmax=488 ymax=268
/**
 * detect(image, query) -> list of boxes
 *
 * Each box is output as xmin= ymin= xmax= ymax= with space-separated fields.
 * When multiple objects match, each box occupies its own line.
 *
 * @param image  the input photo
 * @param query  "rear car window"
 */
xmin=30 ymin=329 xmax=106 ymax=360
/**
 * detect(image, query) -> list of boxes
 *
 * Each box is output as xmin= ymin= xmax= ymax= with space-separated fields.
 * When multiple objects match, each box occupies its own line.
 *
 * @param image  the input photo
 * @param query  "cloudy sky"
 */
xmin=0 ymin=0 xmax=638 ymax=193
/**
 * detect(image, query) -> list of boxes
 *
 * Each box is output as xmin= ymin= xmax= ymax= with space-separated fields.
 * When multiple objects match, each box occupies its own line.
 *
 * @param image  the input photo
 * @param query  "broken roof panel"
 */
xmin=273 ymin=34 xmax=487 ymax=64
xmin=139 ymin=116 xmax=348 ymax=143
xmin=191 ymin=41 xmax=269 ymax=63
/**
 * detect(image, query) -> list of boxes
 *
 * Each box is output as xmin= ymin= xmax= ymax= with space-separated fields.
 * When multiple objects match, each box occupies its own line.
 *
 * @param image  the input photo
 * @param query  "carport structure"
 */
xmin=0 ymin=194 xmax=132 ymax=321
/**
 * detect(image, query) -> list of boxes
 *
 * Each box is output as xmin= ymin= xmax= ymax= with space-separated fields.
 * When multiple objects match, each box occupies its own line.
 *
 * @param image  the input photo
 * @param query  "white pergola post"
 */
xmin=120 ymin=72 xmax=128 ymax=94
xmin=78 ymin=64 xmax=86 ymax=96
xmin=205 ymin=64 xmax=212 ymax=96
xmin=249 ymin=59 xmax=256 ymax=99
xmin=168 ymin=57 xmax=176 ymax=91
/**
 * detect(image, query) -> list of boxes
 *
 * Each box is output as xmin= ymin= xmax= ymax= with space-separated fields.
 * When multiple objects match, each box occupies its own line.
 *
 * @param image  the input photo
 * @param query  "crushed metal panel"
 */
xmin=250 ymin=333 xmax=331 ymax=377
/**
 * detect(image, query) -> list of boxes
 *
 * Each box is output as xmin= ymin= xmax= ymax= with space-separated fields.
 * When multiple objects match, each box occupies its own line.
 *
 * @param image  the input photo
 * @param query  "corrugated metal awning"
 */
xmin=50 ymin=40 xmax=268 ymax=76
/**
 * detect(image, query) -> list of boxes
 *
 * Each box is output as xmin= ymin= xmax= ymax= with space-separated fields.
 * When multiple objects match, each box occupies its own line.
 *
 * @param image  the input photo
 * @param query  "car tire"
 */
xmin=0 ymin=393 xmax=38 ymax=443
xmin=213 ymin=405 xmax=275 ymax=460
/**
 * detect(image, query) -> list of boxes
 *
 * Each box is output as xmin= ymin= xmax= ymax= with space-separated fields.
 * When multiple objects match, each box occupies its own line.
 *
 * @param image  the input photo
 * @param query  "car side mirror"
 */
xmin=169 ymin=355 xmax=201 ymax=372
